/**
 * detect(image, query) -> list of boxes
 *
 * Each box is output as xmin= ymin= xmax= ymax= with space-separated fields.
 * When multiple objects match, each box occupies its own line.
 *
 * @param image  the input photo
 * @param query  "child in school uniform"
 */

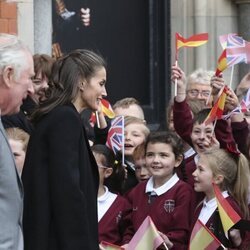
xmin=133 ymin=143 xmax=151 ymax=183
xmin=192 ymin=148 xmax=250 ymax=249
xmin=91 ymin=145 xmax=132 ymax=245
xmin=126 ymin=131 xmax=195 ymax=250
xmin=122 ymin=116 xmax=150 ymax=193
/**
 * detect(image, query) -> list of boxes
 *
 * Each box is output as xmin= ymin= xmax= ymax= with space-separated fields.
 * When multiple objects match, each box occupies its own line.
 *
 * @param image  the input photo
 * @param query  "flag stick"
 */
xmin=229 ymin=65 xmax=234 ymax=89
xmin=220 ymin=243 xmax=227 ymax=249
xmin=162 ymin=242 xmax=169 ymax=250
xmin=174 ymin=60 xmax=178 ymax=97
xmin=95 ymin=111 xmax=100 ymax=128
xmin=206 ymin=90 xmax=212 ymax=107
xmin=212 ymin=118 xmax=217 ymax=135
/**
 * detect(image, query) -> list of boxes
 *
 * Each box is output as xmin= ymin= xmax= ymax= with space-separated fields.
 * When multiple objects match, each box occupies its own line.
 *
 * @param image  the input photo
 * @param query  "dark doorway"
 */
xmin=52 ymin=0 xmax=171 ymax=129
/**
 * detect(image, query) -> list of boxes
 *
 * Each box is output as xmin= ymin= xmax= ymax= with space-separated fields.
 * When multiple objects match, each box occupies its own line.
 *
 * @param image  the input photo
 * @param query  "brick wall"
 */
xmin=0 ymin=1 xmax=17 ymax=34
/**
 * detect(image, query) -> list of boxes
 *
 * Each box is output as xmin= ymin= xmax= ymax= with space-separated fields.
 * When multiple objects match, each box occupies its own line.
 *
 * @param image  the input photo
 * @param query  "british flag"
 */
xmin=226 ymin=34 xmax=250 ymax=67
xmin=106 ymin=116 xmax=124 ymax=156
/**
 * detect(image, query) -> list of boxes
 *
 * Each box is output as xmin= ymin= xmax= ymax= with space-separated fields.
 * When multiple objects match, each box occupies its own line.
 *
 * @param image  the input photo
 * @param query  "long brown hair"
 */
xmin=31 ymin=49 xmax=106 ymax=123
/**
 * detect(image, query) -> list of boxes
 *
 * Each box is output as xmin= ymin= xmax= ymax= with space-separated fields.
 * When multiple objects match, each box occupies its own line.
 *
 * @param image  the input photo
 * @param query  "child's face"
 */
xmin=145 ymin=142 xmax=181 ymax=183
xmin=124 ymin=123 xmax=146 ymax=157
xmin=134 ymin=157 xmax=151 ymax=182
xmin=191 ymin=122 xmax=214 ymax=153
xmin=8 ymin=139 xmax=25 ymax=175
xmin=192 ymin=155 xmax=214 ymax=196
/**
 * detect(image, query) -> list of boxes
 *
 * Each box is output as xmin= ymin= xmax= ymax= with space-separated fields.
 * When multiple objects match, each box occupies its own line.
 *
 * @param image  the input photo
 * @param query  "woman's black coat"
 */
xmin=22 ymin=103 xmax=99 ymax=250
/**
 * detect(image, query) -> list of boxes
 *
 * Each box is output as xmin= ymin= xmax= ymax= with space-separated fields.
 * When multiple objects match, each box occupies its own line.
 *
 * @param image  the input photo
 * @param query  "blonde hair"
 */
xmin=124 ymin=116 xmax=150 ymax=138
xmin=5 ymin=127 xmax=30 ymax=151
xmin=202 ymin=149 xmax=250 ymax=219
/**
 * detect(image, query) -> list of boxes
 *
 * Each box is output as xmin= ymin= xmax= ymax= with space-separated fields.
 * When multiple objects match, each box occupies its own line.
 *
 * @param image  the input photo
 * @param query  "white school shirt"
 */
xmin=145 ymin=173 xmax=179 ymax=196
xmin=198 ymin=190 xmax=229 ymax=225
xmin=97 ymin=186 xmax=117 ymax=222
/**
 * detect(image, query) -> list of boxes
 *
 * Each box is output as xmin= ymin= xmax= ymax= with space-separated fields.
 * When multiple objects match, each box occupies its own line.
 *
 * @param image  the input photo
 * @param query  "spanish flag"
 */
xmin=127 ymin=216 xmax=164 ymax=250
xmin=189 ymin=219 xmax=222 ymax=250
xmin=176 ymin=32 xmax=208 ymax=51
xmin=213 ymin=183 xmax=241 ymax=233
xmin=89 ymin=99 xmax=115 ymax=127
xmin=99 ymin=241 xmax=124 ymax=250
xmin=101 ymin=99 xmax=115 ymax=118
xmin=204 ymin=86 xmax=227 ymax=125
xmin=215 ymin=49 xmax=227 ymax=76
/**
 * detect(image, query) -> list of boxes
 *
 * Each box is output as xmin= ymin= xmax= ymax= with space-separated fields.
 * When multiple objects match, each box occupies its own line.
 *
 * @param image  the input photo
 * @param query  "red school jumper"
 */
xmin=126 ymin=174 xmax=195 ymax=250
xmin=98 ymin=187 xmax=132 ymax=245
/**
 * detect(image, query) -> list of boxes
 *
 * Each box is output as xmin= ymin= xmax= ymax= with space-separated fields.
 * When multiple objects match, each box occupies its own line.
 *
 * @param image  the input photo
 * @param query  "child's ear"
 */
xmin=213 ymin=174 xmax=224 ymax=185
xmin=104 ymin=167 xmax=113 ymax=178
xmin=174 ymin=155 xmax=183 ymax=168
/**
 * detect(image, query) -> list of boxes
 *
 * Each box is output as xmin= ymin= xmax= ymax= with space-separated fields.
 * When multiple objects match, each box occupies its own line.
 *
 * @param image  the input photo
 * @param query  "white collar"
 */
xmin=145 ymin=173 xmax=179 ymax=196
xmin=184 ymin=147 xmax=196 ymax=159
xmin=203 ymin=190 xmax=229 ymax=208
xmin=98 ymin=186 xmax=111 ymax=202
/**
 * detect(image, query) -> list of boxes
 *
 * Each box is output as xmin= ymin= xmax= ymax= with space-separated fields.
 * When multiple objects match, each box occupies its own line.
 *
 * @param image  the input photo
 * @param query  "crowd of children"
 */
xmin=2 ymin=35 xmax=250 ymax=249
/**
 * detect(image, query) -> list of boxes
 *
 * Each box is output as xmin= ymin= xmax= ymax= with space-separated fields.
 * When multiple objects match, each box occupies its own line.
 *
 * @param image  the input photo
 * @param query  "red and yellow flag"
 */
xmin=204 ymin=86 xmax=227 ymax=125
xmin=176 ymin=32 xmax=208 ymax=51
xmin=215 ymin=49 xmax=227 ymax=76
xmin=89 ymin=99 xmax=115 ymax=127
xmin=101 ymin=99 xmax=115 ymax=118
xmin=213 ymin=183 xmax=241 ymax=233
xmin=99 ymin=241 xmax=124 ymax=250
xmin=127 ymin=216 xmax=164 ymax=250
xmin=189 ymin=219 xmax=222 ymax=250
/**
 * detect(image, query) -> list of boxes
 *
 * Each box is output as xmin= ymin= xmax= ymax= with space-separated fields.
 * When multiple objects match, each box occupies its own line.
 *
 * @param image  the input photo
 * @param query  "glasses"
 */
xmin=187 ymin=89 xmax=210 ymax=98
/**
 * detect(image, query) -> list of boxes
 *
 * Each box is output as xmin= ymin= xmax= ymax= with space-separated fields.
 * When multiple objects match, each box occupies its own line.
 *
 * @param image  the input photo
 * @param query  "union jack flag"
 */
xmin=106 ymin=116 xmax=124 ymax=158
xmin=226 ymin=34 xmax=250 ymax=67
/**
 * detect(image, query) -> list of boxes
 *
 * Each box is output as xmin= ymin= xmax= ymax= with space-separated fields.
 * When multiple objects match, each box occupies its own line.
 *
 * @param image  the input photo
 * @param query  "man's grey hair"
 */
xmin=0 ymin=33 xmax=30 ymax=80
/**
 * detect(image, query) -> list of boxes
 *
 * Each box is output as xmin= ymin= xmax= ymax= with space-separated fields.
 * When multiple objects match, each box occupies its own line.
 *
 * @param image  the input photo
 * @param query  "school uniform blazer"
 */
xmin=0 ymin=118 xmax=24 ymax=250
xmin=22 ymin=104 xmax=100 ymax=250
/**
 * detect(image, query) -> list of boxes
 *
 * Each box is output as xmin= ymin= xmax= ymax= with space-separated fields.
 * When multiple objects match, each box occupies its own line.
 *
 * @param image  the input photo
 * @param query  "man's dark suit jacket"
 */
xmin=22 ymin=103 xmax=99 ymax=250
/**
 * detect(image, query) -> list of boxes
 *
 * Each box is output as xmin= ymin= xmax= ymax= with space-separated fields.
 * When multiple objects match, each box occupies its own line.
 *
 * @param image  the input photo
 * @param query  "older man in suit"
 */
xmin=0 ymin=33 xmax=34 ymax=250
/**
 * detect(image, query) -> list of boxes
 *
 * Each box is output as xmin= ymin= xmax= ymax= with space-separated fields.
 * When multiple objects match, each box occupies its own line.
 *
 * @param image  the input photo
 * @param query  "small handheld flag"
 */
xmin=127 ymin=216 xmax=164 ymax=250
xmin=106 ymin=116 xmax=125 ymax=165
xmin=89 ymin=99 xmax=115 ymax=127
xmin=213 ymin=183 xmax=241 ymax=234
xmin=204 ymin=86 xmax=227 ymax=125
xmin=189 ymin=219 xmax=222 ymax=250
